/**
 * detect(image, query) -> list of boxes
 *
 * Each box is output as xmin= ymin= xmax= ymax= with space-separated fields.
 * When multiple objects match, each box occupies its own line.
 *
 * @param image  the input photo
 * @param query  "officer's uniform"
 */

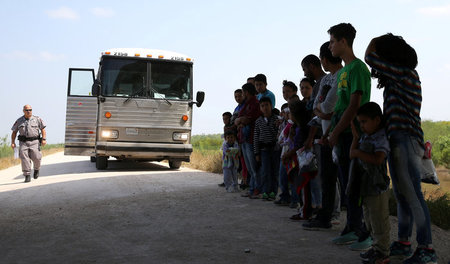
xmin=11 ymin=115 xmax=46 ymax=176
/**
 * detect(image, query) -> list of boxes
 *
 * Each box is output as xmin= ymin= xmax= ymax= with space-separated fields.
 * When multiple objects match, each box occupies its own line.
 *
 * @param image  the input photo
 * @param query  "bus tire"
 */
xmin=96 ymin=156 xmax=108 ymax=170
xmin=169 ymin=160 xmax=182 ymax=170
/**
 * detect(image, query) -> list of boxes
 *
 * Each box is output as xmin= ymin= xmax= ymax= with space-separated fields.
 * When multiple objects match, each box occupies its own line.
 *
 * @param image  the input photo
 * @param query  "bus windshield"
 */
xmin=101 ymin=58 xmax=192 ymax=100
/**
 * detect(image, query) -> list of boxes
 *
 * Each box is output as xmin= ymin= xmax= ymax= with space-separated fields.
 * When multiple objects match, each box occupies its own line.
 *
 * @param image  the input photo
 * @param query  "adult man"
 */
xmin=303 ymin=41 xmax=343 ymax=230
xmin=11 ymin=105 xmax=46 ymax=183
xmin=301 ymin=54 xmax=326 ymax=103
xmin=254 ymin=74 xmax=275 ymax=109
xmin=327 ymin=23 xmax=371 ymax=250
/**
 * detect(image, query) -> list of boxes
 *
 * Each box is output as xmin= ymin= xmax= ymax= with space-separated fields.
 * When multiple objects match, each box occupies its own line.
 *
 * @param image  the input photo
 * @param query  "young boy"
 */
xmin=254 ymin=74 xmax=276 ymax=109
xmin=365 ymin=33 xmax=437 ymax=263
xmin=222 ymin=131 xmax=240 ymax=193
xmin=327 ymin=23 xmax=371 ymax=249
xmin=253 ymin=97 xmax=279 ymax=200
xmin=349 ymin=102 xmax=390 ymax=264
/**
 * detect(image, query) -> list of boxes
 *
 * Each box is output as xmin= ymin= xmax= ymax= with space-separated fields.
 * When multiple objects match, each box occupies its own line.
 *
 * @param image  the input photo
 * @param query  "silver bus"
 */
xmin=64 ymin=48 xmax=204 ymax=170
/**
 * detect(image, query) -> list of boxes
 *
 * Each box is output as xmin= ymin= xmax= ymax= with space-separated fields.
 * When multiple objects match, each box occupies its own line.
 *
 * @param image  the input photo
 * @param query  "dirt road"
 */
xmin=0 ymin=152 xmax=448 ymax=264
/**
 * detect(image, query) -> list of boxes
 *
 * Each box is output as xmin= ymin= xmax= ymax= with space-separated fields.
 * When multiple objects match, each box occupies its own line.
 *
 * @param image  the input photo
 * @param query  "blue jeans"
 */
xmin=278 ymin=162 xmax=290 ymax=201
xmin=388 ymin=131 xmax=432 ymax=246
xmin=260 ymin=149 xmax=280 ymax=194
xmin=242 ymin=142 xmax=259 ymax=194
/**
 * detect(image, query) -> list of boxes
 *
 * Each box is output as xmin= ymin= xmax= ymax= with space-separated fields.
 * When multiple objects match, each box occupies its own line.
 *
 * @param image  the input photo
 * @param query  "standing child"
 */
xmin=349 ymin=102 xmax=391 ymax=264
xmin=365 ymin=33 xmax=437 ymax=263
xmin=222 ymin=131 xmax=240 ymax=193
xmin=253 ymin=97 xmax=279 ymax=200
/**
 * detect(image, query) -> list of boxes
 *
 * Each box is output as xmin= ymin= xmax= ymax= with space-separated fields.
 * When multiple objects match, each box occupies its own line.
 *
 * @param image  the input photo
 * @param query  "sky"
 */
xmin=1 ymin=0 xmax=450 ymax=144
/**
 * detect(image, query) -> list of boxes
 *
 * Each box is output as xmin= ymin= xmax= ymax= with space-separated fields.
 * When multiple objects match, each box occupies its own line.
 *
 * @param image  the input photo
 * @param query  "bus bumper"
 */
xmin=96 ymin=141 xmax=193 ymax=161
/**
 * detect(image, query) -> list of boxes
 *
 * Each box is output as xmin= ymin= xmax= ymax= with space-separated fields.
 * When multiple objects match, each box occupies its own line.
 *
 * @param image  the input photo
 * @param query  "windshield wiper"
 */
xmin=149 ymin=86 xmax=172 ymax=106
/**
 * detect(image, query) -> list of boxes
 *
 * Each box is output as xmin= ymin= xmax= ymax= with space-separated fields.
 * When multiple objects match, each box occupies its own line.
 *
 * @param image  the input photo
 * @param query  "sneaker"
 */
xmin=274 ymin=199 xmax=290 ymax=206
xmin=250 ymin=193 xmax=262 ymax=199
xmin=241 ymin=192 xmax=250 ymax=197
xmin=262 ymin=192 xmax=269 ymax=200
xmin=268 ymin=192 xmax=276 ymax=201
xmin=349 ymin=236 xmax=372 ymax=251
xmin=360 ymin=248 xmax=390 ymax=264
xmin=403 ymin=247 xmax=437 ymax=264
xmin=331 ymin=215 xmax=341 ymax=225
xmin=361 ymin=248 xmax=377 ymax=261
xmin=332 ymin=231 xmax=358 ymax=245
xmin=389 ymin=241 xmax=413 ymax=259
xmin=302 ymin=219 xmax=332 ymax=230
xmin=33 ymin=170 xmax=39 ymax=179
xmin=290 ymin=213 xmax=310 ymax=221
xmin=218 ymin=183 xmax=225 ymax=187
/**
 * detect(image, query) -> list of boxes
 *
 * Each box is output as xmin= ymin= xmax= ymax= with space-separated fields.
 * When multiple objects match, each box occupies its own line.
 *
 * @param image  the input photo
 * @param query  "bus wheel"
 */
xmin=90 ymin=156 xmax=96 ymax=162
xmin=169 ymin=160 xmax=182 ymax=170
xmin=96 ymin=156 xmax=108 ymax=170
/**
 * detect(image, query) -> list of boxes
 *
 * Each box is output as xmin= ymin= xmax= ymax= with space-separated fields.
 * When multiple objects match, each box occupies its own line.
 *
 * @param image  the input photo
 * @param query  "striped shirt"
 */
xmin=253 ymin=115 xmax=279 ymax=155
xmin=365 ymin=52 xmax=424 ymax=142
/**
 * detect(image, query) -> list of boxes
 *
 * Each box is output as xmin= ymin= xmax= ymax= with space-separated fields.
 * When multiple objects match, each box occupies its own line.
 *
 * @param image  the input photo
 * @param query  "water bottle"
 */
xmin=14 ymin=146 xmax=19 ymax=159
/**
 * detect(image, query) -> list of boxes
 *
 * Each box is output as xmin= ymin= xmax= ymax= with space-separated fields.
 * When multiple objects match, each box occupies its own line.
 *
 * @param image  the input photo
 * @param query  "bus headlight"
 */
xmin=173 ymin=132 xmax=189 ymax=141
xmin=101 ymin=130 xmax=119 ymax=139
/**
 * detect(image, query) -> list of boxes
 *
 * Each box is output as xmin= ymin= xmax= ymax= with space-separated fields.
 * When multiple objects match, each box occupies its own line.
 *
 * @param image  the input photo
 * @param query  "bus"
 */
xmin=64 ymin=48 xmax=204 ymax=170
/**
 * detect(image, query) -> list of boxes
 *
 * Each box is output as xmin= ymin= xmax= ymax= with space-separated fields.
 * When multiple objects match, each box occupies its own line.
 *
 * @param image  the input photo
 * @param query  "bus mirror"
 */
xmin=195 ymin=91 xmax=205 ymax=107
xmin=92 ymin=80 xmax=101 ymax=96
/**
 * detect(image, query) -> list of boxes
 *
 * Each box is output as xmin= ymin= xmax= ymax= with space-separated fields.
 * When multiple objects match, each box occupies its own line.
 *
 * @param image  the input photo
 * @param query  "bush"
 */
xmin=433 ymin=135 xmax=450 ymax=169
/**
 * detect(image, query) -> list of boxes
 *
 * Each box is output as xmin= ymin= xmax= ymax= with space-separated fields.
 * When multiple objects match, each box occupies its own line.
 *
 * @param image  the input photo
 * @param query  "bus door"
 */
xmin=64 ymin=68 xmax=98 ymax=156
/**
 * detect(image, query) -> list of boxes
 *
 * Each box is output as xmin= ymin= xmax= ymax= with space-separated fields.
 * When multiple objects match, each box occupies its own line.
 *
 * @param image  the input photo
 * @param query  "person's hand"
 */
xmin=328 ymin=132 xmax=338 ymax=147
xmin=255 ymin=155 xmax=260 ymax=163
xmin=41 ymin=139 xmax=47 ymax=147
xmin=11 ymin=142 xmax=16 ymax=149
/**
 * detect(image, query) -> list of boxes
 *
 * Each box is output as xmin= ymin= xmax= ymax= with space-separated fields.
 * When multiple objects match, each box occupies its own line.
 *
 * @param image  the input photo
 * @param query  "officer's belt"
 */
xmin=18 ymin=135 xmax=40 ymax=142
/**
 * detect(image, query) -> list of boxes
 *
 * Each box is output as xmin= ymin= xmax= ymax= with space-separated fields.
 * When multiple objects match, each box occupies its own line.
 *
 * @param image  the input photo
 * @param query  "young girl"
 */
xmin=283 ymin=98 xmax=312 ymax=220
xmin=365 ymin=33 xmax=437 ymax=263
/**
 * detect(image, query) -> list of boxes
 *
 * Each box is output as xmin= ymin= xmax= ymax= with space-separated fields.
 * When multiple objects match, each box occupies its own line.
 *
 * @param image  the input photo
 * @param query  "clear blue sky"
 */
xmin=1 ymin=0 xmax=449 ymax=144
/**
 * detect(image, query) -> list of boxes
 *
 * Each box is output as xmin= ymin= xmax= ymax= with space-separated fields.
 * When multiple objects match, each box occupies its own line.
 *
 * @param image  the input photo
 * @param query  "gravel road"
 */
xmin=0 ymin=152 xmax=448 ymax=264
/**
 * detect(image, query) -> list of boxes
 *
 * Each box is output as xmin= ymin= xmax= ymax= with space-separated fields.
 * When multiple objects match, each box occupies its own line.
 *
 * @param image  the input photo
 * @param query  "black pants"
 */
xmin=317 ymin=144 xmax=338 ymax=223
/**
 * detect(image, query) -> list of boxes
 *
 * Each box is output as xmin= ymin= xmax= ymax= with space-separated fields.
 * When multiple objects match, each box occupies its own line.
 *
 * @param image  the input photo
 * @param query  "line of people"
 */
xmin=219 ymin=23 xmax=437 ymax=264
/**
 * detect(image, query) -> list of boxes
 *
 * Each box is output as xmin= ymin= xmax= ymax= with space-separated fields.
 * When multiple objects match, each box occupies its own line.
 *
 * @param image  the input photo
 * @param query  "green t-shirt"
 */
xmin=330 ymin=58 xmax=371 ymax=134
xmin=334 ymin=58 xmax=371 ymax=115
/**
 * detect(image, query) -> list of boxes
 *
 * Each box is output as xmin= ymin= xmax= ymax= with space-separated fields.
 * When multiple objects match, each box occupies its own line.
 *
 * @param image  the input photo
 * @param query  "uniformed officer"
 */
xmin=10 ymin=105 xmax=47 ymax=183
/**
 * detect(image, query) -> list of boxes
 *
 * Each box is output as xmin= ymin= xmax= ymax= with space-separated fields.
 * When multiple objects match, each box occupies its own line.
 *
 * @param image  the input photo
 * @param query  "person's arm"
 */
xmin=11 ymin=130 xmax=17 ymax=149
xmin=41 ymin=128 xmax=47 ymax=146
xmin=304 ymin=126 xmax=318 ymax=149
xmin=328 ymin=92 xmax=362 ymax=146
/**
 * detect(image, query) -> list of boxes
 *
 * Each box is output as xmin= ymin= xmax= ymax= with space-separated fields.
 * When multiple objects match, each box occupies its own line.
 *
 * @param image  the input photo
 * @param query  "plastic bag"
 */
xmin=14 ymin=147 xmax=19 ymax=159
xmin=296 ymin=149 xmax=318 ymax=171
xmin=421 ymin=158 xmax=439 ymax=185
xmin=421 ymin=141 xmax=439 ymax=185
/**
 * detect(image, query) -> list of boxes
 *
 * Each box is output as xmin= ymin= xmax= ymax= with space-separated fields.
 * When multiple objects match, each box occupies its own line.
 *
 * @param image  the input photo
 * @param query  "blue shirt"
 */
xmin=257 ymin=89 xmax=276 ymax=109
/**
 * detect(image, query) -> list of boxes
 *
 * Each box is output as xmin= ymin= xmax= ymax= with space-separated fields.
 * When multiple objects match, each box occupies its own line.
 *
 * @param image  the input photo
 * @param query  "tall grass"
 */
xmin=0 ymin=134 xmax=64 ymax=170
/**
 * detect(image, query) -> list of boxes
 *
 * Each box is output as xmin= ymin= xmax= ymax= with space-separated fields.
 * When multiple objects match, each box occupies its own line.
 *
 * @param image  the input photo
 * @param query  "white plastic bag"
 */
xmin=14 ymin=147 xmax=19 ymax=159
xmin=421 ymin=158 xmax=439 ymax=185
xmin=296 ymin=149 xmax=318 ymax=171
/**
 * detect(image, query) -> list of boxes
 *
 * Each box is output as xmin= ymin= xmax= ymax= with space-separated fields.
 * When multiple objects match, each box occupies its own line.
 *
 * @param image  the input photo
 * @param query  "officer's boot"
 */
xmin=33 ymin=170 xmax=39 ymax=179
xmin=24 ymin=175 xmax=31 ymax=183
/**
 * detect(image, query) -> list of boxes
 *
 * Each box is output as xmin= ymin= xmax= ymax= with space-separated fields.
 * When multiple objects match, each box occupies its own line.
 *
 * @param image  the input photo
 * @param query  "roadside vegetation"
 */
xmin=0 ymin=135 xmax=63 ymax=170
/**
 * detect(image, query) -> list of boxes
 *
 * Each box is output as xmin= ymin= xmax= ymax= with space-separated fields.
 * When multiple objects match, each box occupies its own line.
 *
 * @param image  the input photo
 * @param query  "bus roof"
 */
xmin=102 ymin=48 xmax=193 ymax=62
